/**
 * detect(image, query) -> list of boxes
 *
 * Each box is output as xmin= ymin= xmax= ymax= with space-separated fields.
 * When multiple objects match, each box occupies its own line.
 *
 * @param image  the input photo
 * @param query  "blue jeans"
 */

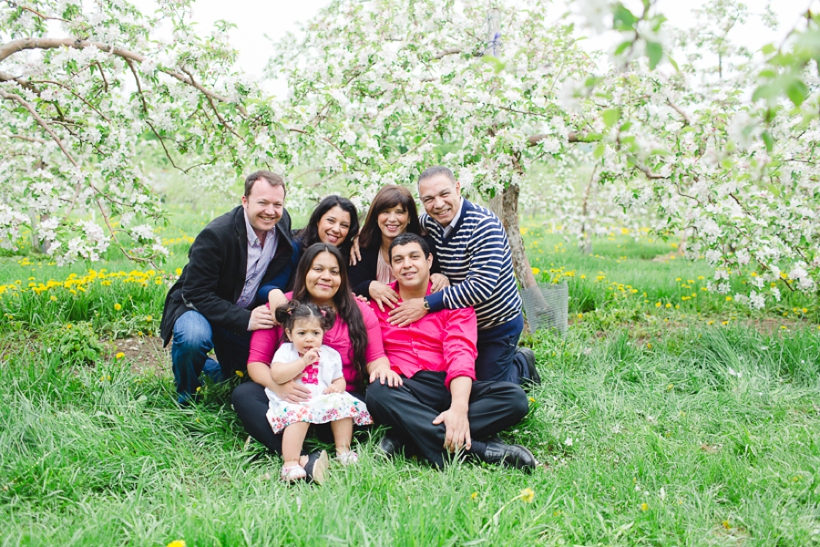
xmin=475 ymin=313 xmax=525 ymax=384
xmin=171 ymin=310 xmax=251 ymax=404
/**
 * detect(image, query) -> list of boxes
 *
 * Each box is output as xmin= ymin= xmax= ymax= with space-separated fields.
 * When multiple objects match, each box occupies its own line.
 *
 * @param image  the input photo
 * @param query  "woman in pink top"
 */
xmin=232 ymin=243 xmax=401 ymax=482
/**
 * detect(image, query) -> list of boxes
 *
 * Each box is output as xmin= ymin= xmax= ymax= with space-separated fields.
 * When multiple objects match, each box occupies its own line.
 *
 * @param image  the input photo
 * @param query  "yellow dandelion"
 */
xmin=665 ymin=303 xmax=672 ymax=309
xmin=531 ymin=267 xmax=540 ymax=275
xmin=520 ymin=488 xmax=535 ymax=503
xmin=640 ymin=502 xmax=649 ymax=511
xmin=115 ymin=352 xmax=125 ymax=359
xmin=236 ymin=370 xmax=245 ymax=378
xmin=166 ymin=541 xmax=187 ymax=547
xmin=722 ymin=520 xmax=731 ymax=529
xmin=655 ymin=302 xmax=662 ymax=308
xmin=667 ymin=384 xmax=673 ymax=390
xmin=802 ymin=308 xmax=808 ymax=314
xmin=646 ymin=343 xmax=652 ymax=349
xmin=528 ymin=397 xmax=536 ymax=403
xmin=471 ymin=492 xmax=478 ymax=500
xmin=114 ymin=303 xmax=122 ymax=311
xmin=145 ymin=315 xmax=153 ymax=322
xmin=725 ymin=296 xmax=732 ymax=302
xmin=580 ymin=274 xmax=586 ymax=279
xmin=49 ymin=295 xmax=57 ymax=301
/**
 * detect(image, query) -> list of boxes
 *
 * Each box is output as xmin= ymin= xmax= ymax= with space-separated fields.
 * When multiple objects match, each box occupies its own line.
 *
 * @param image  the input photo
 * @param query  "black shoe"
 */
xmin=378 ymin=434 xmax=404 ymax=458
xmin=476 ymin=440 xmax=537 ymax=471
xmin=517 ymin=347 xmax=541 ymax=387
xmin=304 ymin=450 xmax=329 ymax=484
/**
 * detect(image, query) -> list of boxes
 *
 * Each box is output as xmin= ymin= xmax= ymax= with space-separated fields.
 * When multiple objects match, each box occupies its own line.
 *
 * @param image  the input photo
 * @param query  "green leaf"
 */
xmin=646 ymin=41 xmax=663 ymax=70
xmin=614 ymin=40 xmax=632 ymax=56
xmin=594 ymin=144 xmax=606 ymax=159
xmin=761 ymin=130 xmax=774 ymax=152
xmin=785 ymin=78 xmax=809 ymax=107
xmin=602 ymin=108 xmax=621 ymax=128
xmin=761 ymin=43 xmax=776 ymax=56
xmin=481 ymin=55 xmax=506 ymax=74
xmin=613 ymin=4 xmax=637 ymax=31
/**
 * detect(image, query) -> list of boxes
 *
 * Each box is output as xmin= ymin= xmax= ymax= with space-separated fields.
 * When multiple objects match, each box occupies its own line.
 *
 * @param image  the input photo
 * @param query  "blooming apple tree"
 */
xmin=0 ymin=0 xmax=292 ymax=264
xmin=272 ymin=0 xmax=599 ymax=289
xmin=569 ymin=0 xmax=820 ymax=308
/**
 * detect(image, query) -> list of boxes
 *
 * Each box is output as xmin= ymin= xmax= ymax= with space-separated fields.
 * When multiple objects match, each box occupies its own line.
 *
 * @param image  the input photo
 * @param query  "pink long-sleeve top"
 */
xmin=247 ymin=291 xmax=386 ymax=392
xmin=370 ymin=282 xmax=477 ymax=389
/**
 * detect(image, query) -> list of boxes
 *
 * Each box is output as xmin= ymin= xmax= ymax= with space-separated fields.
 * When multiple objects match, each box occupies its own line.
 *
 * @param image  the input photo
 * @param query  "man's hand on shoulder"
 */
xmin=248 ymin=305 xmax=274 ymax=330
xmin=387 ymin=297 xmax=427 ymax=327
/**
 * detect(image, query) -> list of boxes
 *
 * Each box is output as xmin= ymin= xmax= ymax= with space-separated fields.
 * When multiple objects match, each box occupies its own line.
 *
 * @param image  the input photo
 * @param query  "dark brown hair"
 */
xmin=358 ymin=185 xmax=422 ymax=249
xmin=244 ymin=170 xmax=286 ymax=198
xmin=295 ymin=195 xmax=359 ymax=259
xmin=274 ymin=299 xmax=336 ymax=333
xmin=291 ymin=243 xmax=368 ymax=389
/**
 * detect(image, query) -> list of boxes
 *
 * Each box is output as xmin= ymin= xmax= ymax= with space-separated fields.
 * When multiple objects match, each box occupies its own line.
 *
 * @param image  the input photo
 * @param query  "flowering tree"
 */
xmin=569 ymin=0 xmax=820 ymax=308
xmin=0 ymin=0 xmax=291 ymax=264
xmin=272 ymin=0 xmax=599 ymax=289
xmin=275 ymin=0 xmax=820 ymax=308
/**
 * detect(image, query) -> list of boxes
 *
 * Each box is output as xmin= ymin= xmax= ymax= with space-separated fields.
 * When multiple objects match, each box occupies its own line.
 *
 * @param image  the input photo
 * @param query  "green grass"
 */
xmin=1 ymin=214 xmax=819 ymax=545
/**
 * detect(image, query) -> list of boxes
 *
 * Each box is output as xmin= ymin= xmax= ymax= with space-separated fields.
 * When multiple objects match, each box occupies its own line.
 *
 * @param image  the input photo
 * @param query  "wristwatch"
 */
xmin=422 ymin=297 xmax=430 ymax=311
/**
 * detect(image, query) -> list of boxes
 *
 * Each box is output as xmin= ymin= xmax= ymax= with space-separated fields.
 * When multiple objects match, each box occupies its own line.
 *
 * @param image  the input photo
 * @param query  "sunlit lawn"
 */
xmin=1 ymin=215 xmax=818 ymax=546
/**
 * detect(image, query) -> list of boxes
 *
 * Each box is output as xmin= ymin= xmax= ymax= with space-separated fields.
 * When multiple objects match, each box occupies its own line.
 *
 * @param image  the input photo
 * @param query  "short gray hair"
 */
xmin=244 ymin=170 xmax=286 ymax=198
xmin=418 ymin=166 xmax=456 ymax=187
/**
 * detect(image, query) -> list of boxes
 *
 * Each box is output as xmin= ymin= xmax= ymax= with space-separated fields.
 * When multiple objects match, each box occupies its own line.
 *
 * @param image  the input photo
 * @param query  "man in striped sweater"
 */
xmin=387 ymin=166 xmax=539 ymax=386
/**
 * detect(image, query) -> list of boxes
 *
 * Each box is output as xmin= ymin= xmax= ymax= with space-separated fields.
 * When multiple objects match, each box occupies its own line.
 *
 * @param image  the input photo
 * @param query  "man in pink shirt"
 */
xmin=365 ymin=233 xmax=535 ymax=470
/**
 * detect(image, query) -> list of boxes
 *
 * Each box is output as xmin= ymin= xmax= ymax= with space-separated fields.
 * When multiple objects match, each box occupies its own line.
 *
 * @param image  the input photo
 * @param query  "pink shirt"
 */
xmin=370 ymin=282 xmax=477 ymax=389
xmin=247 ymin=292 xmax=386 ymax=392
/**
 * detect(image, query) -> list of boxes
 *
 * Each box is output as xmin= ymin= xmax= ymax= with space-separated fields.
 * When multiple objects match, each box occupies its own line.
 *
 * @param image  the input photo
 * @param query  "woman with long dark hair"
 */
xmin=233 ymin=243 xmax=399 ymax=482
xmin=349 ymin=184 xmax=448 ymax=311
xmin=257 ymin=195 xmax=359 ymax=311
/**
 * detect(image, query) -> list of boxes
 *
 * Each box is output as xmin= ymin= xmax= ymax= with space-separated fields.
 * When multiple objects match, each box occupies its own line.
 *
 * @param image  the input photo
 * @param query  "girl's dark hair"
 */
xmin=358 ymin=185 xmax=422 ymax=250
xmin=295 ymin=195 xmax=359 ymax=259
xmin=274 ymin=299 xmax=336 ymax=333
xmin=292 ymin=243 xmax=369 ymax=389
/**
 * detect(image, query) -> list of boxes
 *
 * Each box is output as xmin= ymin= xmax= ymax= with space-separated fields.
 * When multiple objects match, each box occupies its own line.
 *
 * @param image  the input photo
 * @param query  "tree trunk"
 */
xmin=496 ymin=181 xmax=537 ymax=290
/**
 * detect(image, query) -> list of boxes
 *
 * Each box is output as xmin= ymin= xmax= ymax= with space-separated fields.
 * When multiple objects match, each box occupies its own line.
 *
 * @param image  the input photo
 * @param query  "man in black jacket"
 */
xmin=160 ymin=171 xmax=294 ymax=404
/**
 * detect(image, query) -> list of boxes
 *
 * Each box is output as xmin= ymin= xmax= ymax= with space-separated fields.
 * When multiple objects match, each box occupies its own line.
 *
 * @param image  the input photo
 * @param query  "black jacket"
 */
xmin=160 ymin=206 xmax=294 ymax=345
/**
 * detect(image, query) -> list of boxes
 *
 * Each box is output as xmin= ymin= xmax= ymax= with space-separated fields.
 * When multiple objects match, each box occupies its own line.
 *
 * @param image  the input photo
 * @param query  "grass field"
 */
xmin=1 ymin=212 xmax=819 ymax=546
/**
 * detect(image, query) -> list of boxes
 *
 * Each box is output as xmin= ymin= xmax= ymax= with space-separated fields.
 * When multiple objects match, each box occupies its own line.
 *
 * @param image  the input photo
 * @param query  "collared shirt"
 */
xmin=235 ymin=210 xmax=278 ymax=309
xmin=369 ymin=281 xmax=477 ymax=388
xmin=441 ymin=196 xmax=464 ymax=239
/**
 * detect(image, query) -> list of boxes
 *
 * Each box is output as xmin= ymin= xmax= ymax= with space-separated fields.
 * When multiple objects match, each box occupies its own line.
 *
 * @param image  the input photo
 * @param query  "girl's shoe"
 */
xmin=337 ymin=451 xmax=359 ymax=466
xmin=280 ymin=464 xmax=307 ymax=482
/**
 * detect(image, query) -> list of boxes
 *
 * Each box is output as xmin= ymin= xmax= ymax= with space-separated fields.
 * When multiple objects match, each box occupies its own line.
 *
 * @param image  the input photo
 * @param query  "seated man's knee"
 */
xmin=508 ymin=385 xmax=530 ymax=421
xmin=172 ymin=311 xmax=213 ymax=351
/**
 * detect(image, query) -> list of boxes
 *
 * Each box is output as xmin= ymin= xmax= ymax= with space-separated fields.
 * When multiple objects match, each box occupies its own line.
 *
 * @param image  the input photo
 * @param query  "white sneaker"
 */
xmin=337 ymin=451 xmax=359 ymax=466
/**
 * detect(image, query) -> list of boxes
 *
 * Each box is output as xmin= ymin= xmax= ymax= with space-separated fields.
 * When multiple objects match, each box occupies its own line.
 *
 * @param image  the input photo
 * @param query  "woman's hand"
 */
xmin=349 ymin=236 xmax=361 ymax=266
xmin=430 ymin=273 xmax=450 ymax=293
xmin=369 ymin=281 xmax=400 ymax=312
xmin=267 ymin=289 xmax=288 ymax=324
xmin=368 ymin=362 xmax=403 ymax=388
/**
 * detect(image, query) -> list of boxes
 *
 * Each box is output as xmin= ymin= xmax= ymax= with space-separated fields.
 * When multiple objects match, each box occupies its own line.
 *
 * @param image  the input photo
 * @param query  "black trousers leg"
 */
xmin=231 ymin=381 xmax=283 ymax=455
xmin=366 ymin=371 xmax=529 ymax=468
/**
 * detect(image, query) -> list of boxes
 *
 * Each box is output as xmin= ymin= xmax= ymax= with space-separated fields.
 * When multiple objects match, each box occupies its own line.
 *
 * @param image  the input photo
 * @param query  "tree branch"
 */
xmin=0 ymin=88 xmax=79 ymax=167
xmin=666 ymin=98 xmax=691 ymax=126
xmin=0 ymin=38 xmax=247 ymax=116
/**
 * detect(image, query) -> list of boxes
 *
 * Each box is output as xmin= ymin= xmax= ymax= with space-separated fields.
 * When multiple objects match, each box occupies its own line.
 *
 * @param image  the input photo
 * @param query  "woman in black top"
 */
xmin=348 ymin=184 xmax=448 ymax=311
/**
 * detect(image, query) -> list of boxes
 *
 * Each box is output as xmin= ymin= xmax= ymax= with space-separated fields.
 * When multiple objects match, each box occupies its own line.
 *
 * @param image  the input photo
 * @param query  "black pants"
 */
xmin=231 ymin=381 xmax=365 ymax=455
xmin=365 ymin=371 xmax=529 ymax=468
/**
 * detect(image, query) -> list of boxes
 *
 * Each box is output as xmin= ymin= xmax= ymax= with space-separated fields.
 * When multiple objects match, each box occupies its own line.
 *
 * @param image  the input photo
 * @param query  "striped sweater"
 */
xmin=422 ymin=198 xmax=522 ymax=330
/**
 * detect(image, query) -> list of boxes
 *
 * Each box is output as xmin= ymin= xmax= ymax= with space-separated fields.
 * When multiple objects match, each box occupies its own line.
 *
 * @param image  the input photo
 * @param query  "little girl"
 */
xmin=265 ymin=300 xmax=372 ymax=481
